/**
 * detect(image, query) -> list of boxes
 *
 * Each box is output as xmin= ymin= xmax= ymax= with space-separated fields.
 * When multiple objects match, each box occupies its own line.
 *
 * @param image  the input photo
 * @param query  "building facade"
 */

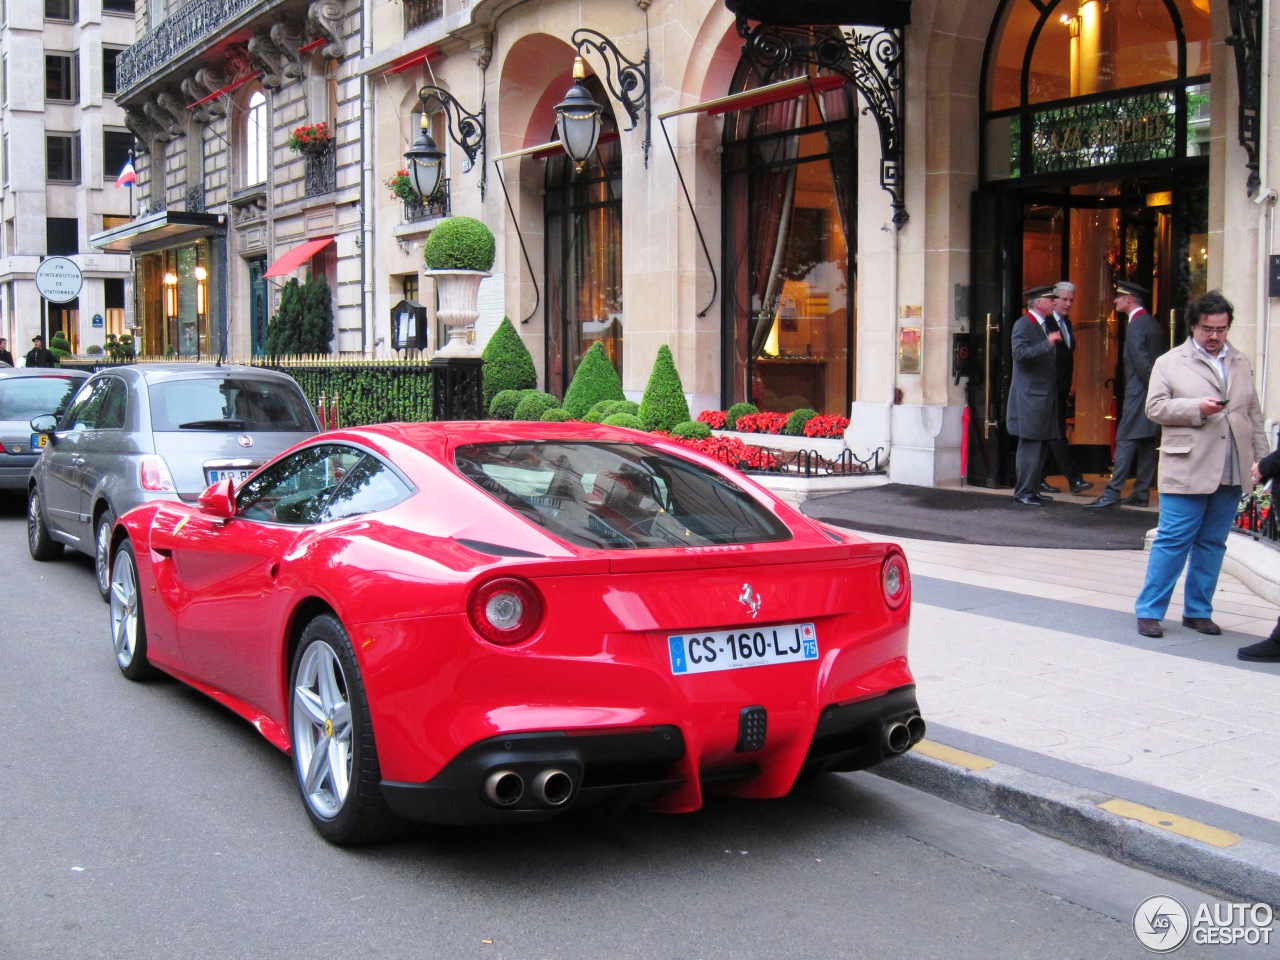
xmin=91 ymin=0 xmax=1280 ymax=487
xmin=0 ymin=0 xmax=137 ymax=355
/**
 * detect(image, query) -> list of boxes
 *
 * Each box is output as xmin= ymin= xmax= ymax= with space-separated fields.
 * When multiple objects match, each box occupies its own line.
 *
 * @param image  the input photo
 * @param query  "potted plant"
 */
xmin=384 ymin=168 xmax=415 ymax=203
xmin=287 ymin=121 xmax=333 ymax=154
xmin=422 ymin=216 xmax=496 ymax=358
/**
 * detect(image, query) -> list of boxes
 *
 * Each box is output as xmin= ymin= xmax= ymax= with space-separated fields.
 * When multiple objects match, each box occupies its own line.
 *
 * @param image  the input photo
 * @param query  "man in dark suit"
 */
xmin=1086 ymin=281 xmax=1163 ymax=508
xmin=1006 ymin=284 xmax=1062 ymax=506
xmin=24 ymin=335 xmax=55 ymax=368
xmin=1039 ymin=280 xmax=1093 ymax=496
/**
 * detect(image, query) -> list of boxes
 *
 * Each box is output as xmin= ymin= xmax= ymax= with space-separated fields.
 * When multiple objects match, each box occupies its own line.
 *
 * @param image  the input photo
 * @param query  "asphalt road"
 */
xmin=0 ymin=491 xmax=1256 ymax=960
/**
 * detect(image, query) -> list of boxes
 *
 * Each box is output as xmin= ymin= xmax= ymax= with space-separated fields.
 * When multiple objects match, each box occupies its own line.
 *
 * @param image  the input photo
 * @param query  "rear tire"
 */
xmin=109 ymin=539 xmax=158 ymax=681
xmin=289 ymin=614 xmax=404 ymax=845
xmin=94 ymin=507 xmax=117 ymax=602
xmin=27 ymin=489 xmax=61 ymax=562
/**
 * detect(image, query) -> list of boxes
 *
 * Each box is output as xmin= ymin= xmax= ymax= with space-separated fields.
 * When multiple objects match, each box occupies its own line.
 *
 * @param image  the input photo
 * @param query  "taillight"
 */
xmin=881 ymin=551 xmax=909 ymax=609
xmin=467 ymin=577 xmax=543 ymax=645
xmin=139 ymin=455 xmax=177 ymax=493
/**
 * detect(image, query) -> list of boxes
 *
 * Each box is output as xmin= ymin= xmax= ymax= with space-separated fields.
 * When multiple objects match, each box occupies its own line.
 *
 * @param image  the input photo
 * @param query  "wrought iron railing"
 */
xmin=304 ymin=146 xmax=337 ymax=197
xmin=404 ymin=180 xmax=450 ymax=221
xmin=116 ymin=0 xmax=265 ymax=96
xmin=404 ymin=0 xmax=443 ymax=32
xmin=701 ymin=443 xmax=884 ymax=477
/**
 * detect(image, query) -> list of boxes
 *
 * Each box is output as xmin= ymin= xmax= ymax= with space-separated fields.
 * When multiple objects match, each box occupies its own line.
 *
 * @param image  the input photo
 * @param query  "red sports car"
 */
xmin=108 ymin=421 xmax=921 ymax=844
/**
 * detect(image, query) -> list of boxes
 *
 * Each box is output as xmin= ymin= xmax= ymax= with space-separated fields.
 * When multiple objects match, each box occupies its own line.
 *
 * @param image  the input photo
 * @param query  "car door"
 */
xmin=73 ymin=375 xmax=130 ymax=524
xmin=40 ymin=377 xmax=114 ymax=543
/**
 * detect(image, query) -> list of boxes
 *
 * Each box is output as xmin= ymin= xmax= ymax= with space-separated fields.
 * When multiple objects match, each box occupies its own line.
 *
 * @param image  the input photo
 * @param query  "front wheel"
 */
xmin=289 ymin=614 xmax=404 ymax=845
xmin=27 ymin=489 xmax=61 ymax=561
xmin=109 ymin=539 xmax=158 ymax=681
xmin=94 ymin=507 xmax=117 ymax=602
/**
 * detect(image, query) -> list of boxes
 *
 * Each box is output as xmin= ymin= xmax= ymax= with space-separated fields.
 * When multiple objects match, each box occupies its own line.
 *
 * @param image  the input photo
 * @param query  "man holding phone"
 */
xmin=1132 ymin=290 xmax=1269 ymax=639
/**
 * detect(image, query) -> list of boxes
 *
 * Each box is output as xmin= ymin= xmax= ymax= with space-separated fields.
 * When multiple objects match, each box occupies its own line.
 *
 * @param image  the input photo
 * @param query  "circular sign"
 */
xmin=35 ymin=257 xmax=84 ymax=304
xmin=1133 ymin=896 xmax=1190 ymax=953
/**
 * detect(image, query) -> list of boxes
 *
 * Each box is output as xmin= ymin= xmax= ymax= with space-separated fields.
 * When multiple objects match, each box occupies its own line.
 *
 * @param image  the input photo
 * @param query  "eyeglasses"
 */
xmin=1198 ymin=326 xmax=1229 ymax=336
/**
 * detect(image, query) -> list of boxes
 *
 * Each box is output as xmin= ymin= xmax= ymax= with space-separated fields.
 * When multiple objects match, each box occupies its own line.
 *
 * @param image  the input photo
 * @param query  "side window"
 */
xmin=236 ymin=444 xmax=362 ymax=525
xmin=62 ymin=378 xmax=116 ymax=431
xmin=97 ymin=378 xmax=128 ymax=429
xmin=320 ymin=455 xmax=412 ymax=522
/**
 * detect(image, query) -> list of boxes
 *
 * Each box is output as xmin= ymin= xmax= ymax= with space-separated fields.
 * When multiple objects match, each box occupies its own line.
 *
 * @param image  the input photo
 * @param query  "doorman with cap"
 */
xmin=1006 ymin=284 xmax=1063 ymax=506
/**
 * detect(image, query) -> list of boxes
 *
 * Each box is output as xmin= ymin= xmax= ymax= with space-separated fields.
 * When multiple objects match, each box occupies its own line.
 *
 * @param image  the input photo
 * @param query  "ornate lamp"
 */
xmin=403 ymin=113 xmax=446 ymax=200
xmin=553 ymin=57 xmax=604 ymax=173
xmin=404 ymin=86 xmax=487 ymax=200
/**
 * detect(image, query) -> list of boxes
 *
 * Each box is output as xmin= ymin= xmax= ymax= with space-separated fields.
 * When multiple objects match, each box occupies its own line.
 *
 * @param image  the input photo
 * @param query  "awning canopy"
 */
xmin=658 ymin=74 xmax=847 ymax=120
xmin=263 ymin=236 xmax=335 ymax=279
xmin=492 ymin=129 xmax=621 ymax=163
xmin=89 ymin=210 xmax=226 ymax=254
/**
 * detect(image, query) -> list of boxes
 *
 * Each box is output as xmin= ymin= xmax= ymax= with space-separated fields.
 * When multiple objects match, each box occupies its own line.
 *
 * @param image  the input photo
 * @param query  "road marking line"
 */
xmin=913 ymin=739 xmax=996 ymax=771
xmin=1098 ymin=798 xmax=1240 ymax=848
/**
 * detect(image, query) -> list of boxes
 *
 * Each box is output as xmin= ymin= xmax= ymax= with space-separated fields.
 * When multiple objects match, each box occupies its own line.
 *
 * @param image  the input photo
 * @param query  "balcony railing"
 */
xmin=404 ymin=180 xmax=450 ymax=222
xmin=116 ymin=0 xmax=268 ymax=97
xmin=304 ymin=147 xmax=337 ymax=197
xmin=404 ymin=0 xmax=443 ymax=32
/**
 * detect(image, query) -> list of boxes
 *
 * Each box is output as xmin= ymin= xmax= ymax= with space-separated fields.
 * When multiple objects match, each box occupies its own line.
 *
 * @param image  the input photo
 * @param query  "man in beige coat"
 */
xmin=1133 ymin=291 xmax=1269 ymax=638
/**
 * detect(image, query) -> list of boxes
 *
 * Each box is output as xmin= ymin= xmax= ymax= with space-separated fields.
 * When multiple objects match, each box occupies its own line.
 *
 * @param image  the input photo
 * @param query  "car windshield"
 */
xmin=148 ymin=377 xmax=314 ymax=432
xmin=454 ymin=441 xmax=791 ymax=550
xmin=0 ymin=376 xmax=80 ymax=421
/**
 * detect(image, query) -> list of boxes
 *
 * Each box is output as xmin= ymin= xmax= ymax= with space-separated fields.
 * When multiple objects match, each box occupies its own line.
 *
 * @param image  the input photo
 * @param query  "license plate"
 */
xmin=668 ymin=623 xmax=818 ymax=675
xmin=31 ymin=433 xmax=48 ymax=449
xmin=206 ymin=467 xmax=253 ymax=485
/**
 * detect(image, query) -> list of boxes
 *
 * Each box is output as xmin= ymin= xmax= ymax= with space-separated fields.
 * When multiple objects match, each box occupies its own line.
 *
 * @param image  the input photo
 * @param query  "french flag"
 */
xmin=115 ymin=157 xmax=137 ymax=189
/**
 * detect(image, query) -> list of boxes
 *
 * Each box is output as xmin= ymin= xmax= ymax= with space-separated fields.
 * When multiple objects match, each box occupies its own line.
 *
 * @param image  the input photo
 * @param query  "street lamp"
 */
xmin=553 ymin=57 xmax=604 ymax=173
xmin=556 ymin=28 xmax=651 ymax=168
xmin=403 ymin=113 xmax=446 ymax=201
xmin=403 ymin=86 xmax=487 ymax=200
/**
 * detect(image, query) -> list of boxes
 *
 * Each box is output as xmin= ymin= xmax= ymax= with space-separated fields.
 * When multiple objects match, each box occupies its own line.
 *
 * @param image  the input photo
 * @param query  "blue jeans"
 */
xmin=1135 ymin=485 xmax=1241 ymax=620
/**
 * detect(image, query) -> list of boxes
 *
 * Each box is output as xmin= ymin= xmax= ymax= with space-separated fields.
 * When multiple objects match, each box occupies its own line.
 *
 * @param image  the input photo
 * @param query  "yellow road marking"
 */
xmin=912 ymin=739 xmax=996 ymax=771
xmin=1098 ymin=798 xmax=1240 ymax=848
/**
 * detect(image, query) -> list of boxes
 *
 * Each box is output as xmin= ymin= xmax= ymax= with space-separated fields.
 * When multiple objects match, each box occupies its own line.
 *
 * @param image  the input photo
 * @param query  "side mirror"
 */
xmin=197 ymin=477 xmax=237 ymax=520
xmin=30 ymin=414 xmax=58 ymax=442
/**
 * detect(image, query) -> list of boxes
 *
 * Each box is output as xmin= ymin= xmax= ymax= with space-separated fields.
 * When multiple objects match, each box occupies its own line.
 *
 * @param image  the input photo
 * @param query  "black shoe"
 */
xmin=1137 ymin=618 xmax=1163 ymax=638
xmin=1039 ymin=481 xmax=1060 ymax=494
xmin=1181 ymin=616 xmax=1222 ymax=636
xmin=1238 ymin=638 xmax=1280 ymax=662
xmin=1070 ymin=480 xmax=1094 ymax=494
xmin=1013 ymin=495 xmax=1043 ymax=507
xmin=1120 ymin=495 xmax=1150 ymax=507
xmin=1085 ymin=496 xmax=1120 ymax=508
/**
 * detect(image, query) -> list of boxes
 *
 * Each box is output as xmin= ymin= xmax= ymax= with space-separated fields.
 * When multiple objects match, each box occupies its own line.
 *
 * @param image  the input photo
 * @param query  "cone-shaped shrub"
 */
xmin=562 ymin=342 xmax=624 ymax=418
xmin=482 ymin=317 xmax=537 ymax=409
xmin=638 ymin=344 xmax=691 ymax=432
xmin=513 ymin=391 xmax=561 ymax=421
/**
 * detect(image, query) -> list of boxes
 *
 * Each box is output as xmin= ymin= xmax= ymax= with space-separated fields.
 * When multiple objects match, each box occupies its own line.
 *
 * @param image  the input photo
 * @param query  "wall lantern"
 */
xmin=194 ymin=265 xmax=207 ymax=316
xmin=555 ymin=28 xmax=650 ymax=169
xmin=553 ymin=58 xmax=604 ymax=173
xmin=403 ymin=86 xmax=487 ymax=201
xmin=163 ymin=272 xmax=178 ymax=318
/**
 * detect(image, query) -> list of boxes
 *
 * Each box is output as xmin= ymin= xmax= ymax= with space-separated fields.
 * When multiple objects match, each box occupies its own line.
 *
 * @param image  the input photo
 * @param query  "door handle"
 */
xmin=983 ymin=313 xmax=999 ymax=440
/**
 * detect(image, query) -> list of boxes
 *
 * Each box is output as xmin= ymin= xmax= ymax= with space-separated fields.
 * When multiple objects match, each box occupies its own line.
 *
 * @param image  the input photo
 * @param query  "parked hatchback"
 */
xmin=0 ymin=368 xmax=89 ymax=491
xmin=28 ymin=363 xmax=319 ymax=599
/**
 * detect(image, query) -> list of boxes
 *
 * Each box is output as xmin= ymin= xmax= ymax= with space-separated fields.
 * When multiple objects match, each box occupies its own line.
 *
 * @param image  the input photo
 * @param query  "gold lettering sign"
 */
xmin=1031 ymin=91 xmax=1178 ymax=174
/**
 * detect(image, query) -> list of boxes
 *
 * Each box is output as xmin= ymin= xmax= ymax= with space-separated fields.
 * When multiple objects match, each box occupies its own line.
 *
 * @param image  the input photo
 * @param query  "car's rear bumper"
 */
xmin=0 ymin=457 xmax=36 ymax=489
xmin=380 ymin=686 xmax=922 ymax=825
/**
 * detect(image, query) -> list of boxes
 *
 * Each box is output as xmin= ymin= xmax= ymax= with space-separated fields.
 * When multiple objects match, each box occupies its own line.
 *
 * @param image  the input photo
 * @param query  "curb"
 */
xmin=870 ymin=745 xmax=1280 ymax=907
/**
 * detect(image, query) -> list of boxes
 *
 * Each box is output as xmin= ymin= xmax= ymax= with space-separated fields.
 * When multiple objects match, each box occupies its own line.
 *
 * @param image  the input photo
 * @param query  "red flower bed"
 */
xmin=804 ymin=414 xmax=850 ymax=439
xmin=697 ymin=409 xmax=727 ymax=429
xmin=666 ymin=434 xmax=779 ymax=471
xmin=733 ymin=412 xmax=789 ymax=435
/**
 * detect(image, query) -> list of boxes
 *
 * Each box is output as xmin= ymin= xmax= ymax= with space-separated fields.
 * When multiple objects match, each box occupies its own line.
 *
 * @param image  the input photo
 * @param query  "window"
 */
xmin=237 ymin=445 xmax=410 ymax=525
xmin=103 ymin=0 xmax=133 ymax=12
xmin=46 ymin=54 xmax=77 ymax=103
xmin=47 ymin=218 xmax=78 ymax=255
xmin=243 ymin=90 xmax=268 ymax=186
xmin=103 ymin=131 xmax=132 ymax=181
xmin=46 ymin=134 xmax=80 ymax=182
xmin=45 ymin=0 xmax=75 ymax=21
xmin=103 ymin=48 xmax=121 ymax=96
xmin=0 ymin=376 xmax=82 ymax=422
xmin=62 ymin=377 xmax=127 ymax=432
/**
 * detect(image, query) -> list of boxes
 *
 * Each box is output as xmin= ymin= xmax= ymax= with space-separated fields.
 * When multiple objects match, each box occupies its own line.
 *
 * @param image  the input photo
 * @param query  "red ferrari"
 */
xmin=108 ymin=421 xmax=921 ymax=844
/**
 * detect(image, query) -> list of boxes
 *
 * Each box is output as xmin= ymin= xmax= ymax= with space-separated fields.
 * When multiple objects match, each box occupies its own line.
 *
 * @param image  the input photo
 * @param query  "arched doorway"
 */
xmin=966 ymin=0 xmax=1212 ymax=487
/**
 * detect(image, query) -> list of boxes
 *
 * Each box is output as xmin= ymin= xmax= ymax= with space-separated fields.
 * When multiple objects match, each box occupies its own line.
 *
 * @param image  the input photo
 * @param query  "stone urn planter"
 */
xmin=421 ymin=216 xmax=496 ymax=359
xmin=425 ymin=269 xmax=489 ymax=357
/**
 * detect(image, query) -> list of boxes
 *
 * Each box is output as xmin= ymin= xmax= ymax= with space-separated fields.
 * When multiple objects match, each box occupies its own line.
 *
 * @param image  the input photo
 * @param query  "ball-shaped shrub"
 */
xmin=670 ymin=420 xmax=712 ymax=439
xmin=422 ymin=216 xmax=496 ymax=272
xmin=604 ymin=400 xmax=638 ymax=418
xmin=638 ymin=345 xmax=691 ymax=432
xmin=85 ymin=343 xmax=105 ymax=356
xmin=489 ymin=388 xmax=529 ymax=420
xmin=562 ymin=342 xmax=625 ymax=418
xmin=540 ymin=408 xmax=574 ymax=422
xmin=582 ymin=399 xmax=612 ymax=423
xmin=482 ymin=317 xmax=537 ymax=409
xmin=513 ymin=391 xmax=561 ymax=421
xmin=784 ymin=408 xmax=819 ymax=436
xmin=725 ymin=402 xmax=759 ymax=431
xmin=602 ymin=412 xmax=643 ymax=430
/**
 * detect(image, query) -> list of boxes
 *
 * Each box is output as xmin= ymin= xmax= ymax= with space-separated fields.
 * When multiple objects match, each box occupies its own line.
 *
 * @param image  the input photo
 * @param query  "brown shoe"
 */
xmin=1181 ymin=617 xmax=1222 ymax=635
xmin=1137 ymin=618 xmax=1163 ymax=638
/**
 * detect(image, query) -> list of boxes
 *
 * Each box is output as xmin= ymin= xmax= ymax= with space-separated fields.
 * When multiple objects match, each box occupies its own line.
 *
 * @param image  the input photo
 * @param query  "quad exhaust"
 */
xmin=483 ymin=767 xmax=576 ymax=808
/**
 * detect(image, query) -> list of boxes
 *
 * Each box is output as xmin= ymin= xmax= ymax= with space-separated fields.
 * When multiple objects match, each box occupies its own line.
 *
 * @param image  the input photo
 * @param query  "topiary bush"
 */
xmin=582 ymin=399 xmax=612 ymax=423
xmin=638 ymin=344 xmax=691 ymax=432
xmin=85 ymin=343 xmax=105 ymax=356
xmin=513 ymin=391 xmax=561 ymax=421
xmin=540 ymin=408 xmax=574 ymax=422
xmin=489 ymin=388 xmax=529 ymax=420
xmin=670 ymin=420 xmax=711 ymax=439
xmin=602 ymin=412 xmax=643 ymax=430
xmin=49 ymin=331 xmax=72 ymax=359
xmin=784 ymin=408 xmax=819 ymax=436
xmin=482 ymin=317 xmax=537 ymax=410
xmin=725 ymin=402 xmax=759 ymax=431
xmin=562 ymin=342 xmax=625 ymax=418
xmin=423 ymin=216 xmax=496 ymax=272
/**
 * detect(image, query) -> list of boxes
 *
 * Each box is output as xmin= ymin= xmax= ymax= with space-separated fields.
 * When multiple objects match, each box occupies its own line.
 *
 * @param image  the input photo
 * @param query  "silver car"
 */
xmin=0 ymin=368 xmax=89 ymax=491
xmin=28 ymin=363 xmax=319 ymax=599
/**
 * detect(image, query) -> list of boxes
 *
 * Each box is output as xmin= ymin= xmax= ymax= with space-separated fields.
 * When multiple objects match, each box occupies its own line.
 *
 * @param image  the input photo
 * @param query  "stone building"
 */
xmin=0 ymin=0 xmax=137 ymax=354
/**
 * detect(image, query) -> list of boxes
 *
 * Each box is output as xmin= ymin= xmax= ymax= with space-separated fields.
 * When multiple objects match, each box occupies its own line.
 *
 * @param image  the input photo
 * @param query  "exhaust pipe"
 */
xmin=883 ymin=721 xmax=911 ymax=755
xmin=483 ymin=770 xmax=525 ymax=806
xmin=531 ymin=768 xmax=574 ymax=807
xmin=906 ymin=715 xmax=927 ymax=744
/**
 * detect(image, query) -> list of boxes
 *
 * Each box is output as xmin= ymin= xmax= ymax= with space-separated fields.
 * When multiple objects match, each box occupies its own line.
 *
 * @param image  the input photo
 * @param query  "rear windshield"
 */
xmin=0 ymin=376 xmax=80 ymax=422
xmin=454 ymin=441 xmax=791 ymax=550
xmin=149 ymin=377 xmax=315 ymax=432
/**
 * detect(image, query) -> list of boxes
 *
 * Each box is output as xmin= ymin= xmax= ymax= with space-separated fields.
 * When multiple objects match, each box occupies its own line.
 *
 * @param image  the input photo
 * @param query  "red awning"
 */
xmin=657 ymin=74 xmax=847 ymax=120
xmin=263 ymin=236 xmax=335 ymax=279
